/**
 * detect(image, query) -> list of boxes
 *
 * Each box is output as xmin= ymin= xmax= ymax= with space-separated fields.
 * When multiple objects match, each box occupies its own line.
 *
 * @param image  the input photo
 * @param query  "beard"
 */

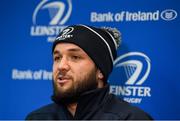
xmin=52 ymin=68 xmax=98 ymax=104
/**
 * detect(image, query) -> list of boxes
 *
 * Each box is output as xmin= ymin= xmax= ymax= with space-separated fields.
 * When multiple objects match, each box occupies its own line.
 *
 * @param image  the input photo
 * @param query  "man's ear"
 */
xmin=97 ymin=69 xmax=104 ymax=80
xmin=96 ymin=69 xmax=105 ymax=88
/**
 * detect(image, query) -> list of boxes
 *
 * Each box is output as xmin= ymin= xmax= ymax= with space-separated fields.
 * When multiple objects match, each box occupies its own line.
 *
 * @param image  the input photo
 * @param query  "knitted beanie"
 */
xmin=52 ymin=24 xmax=120 ymax=81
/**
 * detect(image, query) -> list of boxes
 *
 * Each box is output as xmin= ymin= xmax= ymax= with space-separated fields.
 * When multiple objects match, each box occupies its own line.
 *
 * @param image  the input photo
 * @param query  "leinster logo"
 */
xmin=33 ymin=0 xmax=72 ymax=25
xmin=30 ymin=0 xmax=72 ymax=42
xmin=114 ymin=52 xmax=151 ymax=85
xmin=55 ymin=27 xmax=74 ymax=40
xmin=109 ymin=52 xmax=152 ymax=104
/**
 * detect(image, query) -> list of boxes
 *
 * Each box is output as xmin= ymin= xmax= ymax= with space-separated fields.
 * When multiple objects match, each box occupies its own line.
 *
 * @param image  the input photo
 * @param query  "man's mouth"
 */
xmin=57 ymin=74 xmax=71 ymax=85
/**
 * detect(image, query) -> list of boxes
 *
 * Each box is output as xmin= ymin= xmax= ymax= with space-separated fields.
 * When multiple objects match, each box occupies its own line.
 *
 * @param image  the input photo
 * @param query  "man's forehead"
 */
xmin=53 ymin=42 xmax=85 ymax=54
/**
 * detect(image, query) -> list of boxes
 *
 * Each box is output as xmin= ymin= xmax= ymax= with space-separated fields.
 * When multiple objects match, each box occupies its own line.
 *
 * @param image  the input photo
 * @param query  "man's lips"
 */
xmin=57 ymin=75 xmax=71 ymax=85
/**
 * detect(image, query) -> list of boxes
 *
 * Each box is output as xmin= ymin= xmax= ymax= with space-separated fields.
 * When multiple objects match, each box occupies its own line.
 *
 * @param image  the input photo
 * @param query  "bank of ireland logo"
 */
xmin=161 ymin=9 xmax=177 ymax=21
xmin=31 ymin=0 xmax=72 ymax=42
xmin=110 ymin=52 xmax=152 ymax=104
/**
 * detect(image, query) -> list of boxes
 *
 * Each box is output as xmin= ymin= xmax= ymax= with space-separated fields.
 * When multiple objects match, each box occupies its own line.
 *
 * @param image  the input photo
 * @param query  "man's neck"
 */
xmin=67 ymin=103 xmax=77 ymax=116
xmin=65 ymin=83 xmax=105 ymax=116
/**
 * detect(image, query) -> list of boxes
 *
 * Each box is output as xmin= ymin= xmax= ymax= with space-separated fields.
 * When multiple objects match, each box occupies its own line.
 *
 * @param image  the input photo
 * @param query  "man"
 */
xmin=26 ymin=24 xmax=153 ymax=120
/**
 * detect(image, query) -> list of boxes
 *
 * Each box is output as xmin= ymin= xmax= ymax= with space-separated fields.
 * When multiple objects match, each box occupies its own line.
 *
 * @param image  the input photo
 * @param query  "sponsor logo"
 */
xmin=160 ymin=9 xmax=177 ymax=21
xmin=30 ymin=0 xmax=72 ymax=42
xmin=12 ymin=69 xmax=52 ymax=80
xmin=109 ymin=52 xmax=151 ymax=104
xmin=56 ymin=27 xmax=74 ymax=40
xmin=90 ymin=9 xmax=177 ymax=22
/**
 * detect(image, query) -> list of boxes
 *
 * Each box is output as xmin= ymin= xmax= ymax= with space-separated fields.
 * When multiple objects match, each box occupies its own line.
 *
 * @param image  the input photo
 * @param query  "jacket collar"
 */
xmin=75 ymin=85 xmax=109 ymax=119
xmin=52 ymin=85 xmax=110 ymax=119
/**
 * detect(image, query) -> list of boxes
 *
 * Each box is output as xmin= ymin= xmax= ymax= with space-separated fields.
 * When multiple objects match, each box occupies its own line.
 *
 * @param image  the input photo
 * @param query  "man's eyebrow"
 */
xmin=53 ymin=48 xmax=83 ymax=55
xmin=67 ymin=48 xmax=82 ymax=52
xmin=53 ymin=50 xmax=59 ymax=55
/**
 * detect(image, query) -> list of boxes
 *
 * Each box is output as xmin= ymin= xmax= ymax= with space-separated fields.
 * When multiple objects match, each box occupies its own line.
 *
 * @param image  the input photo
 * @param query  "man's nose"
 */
xmin=58 ymin=57 xmax=70 ymax=72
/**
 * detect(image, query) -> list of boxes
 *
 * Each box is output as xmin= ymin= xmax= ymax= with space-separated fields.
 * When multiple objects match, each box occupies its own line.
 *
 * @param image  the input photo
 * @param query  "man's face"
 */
xmin=53 ymin=43 xmax=101 ymax=100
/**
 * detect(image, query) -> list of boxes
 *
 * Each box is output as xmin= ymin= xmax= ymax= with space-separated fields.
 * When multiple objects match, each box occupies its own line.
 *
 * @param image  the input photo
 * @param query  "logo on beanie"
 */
xmin=30 ymin=0 xmax=72 ymax=42
xmin=56 ymin=27 xmax=74 ymax=40
xmin=109 ymin=52 xmax=151 ymax=104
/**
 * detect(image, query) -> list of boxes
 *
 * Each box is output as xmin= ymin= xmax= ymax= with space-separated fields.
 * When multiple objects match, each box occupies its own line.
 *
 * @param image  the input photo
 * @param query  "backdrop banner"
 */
xmin=0 ymin=0 xmax=179 ymax=119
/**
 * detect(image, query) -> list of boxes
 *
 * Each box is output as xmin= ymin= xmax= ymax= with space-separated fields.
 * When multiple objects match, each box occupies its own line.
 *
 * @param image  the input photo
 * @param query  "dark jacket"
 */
xmin=26 ymin=86 xmax=153 ymax=120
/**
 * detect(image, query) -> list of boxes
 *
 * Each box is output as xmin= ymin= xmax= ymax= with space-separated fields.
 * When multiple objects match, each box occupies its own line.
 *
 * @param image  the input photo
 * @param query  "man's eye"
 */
xmin=71 ymin=56 xmax=81 ymax=60
xmin=54 ymin=56 xmax=60 ymax=61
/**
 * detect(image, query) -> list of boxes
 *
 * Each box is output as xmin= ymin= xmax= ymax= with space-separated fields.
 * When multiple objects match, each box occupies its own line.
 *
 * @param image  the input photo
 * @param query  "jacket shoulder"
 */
xmin=103 ymin=94 xmax=153 ymax=120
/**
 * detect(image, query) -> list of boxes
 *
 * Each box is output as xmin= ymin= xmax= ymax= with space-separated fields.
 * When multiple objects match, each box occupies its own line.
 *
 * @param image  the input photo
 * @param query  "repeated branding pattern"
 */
xmin=30 ymin=0 xmax=72 ymax=42
xmin=90 ymin=9 xmax=177 ymax=22
xmin=110 ymin=52 xmax=152 ymax=104
xmin=160 ymin=9 xmax=177 ymax=21
xmin=12 ymin=69 xmax=52 ymax=80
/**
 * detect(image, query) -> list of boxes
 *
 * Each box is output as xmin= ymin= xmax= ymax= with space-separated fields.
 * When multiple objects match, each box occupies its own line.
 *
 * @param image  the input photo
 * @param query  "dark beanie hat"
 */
xmin=52 ymin=24 xmax=119 ymax=81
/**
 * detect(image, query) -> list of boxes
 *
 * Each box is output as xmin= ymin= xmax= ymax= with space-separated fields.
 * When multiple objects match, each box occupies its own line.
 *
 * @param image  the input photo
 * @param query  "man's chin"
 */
xmin=53 ymin=89 xmax=79 ymax=104
xmin=55 ymin=84 xmax=76 ymax=98
xmin=55 ymin=81 xmax=74 ymax=92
